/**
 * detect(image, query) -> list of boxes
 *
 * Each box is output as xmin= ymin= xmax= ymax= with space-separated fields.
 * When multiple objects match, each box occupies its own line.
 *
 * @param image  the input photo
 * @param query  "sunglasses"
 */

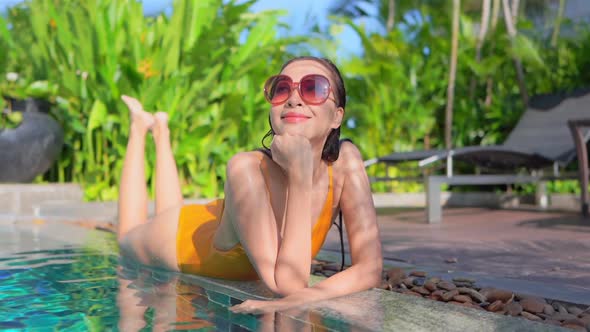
xmin=264 ymin=74 xmax=337 ymax=106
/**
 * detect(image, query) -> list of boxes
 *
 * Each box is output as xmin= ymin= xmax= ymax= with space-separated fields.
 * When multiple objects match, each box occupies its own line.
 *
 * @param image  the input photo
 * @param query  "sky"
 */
xmin=0 ymin=0 xmax=375 ymax=58
xmin=247 ymin=0 xmax=372 ymax=57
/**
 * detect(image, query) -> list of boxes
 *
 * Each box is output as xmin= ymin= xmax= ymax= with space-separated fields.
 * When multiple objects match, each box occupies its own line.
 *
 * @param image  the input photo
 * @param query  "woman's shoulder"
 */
xmin=334 ymin=140 xmax=364 ymax=171
xmin=226 ymin=151 xmax=266 ymax=176
xmin=338 ymin=139 xmax=361 ymax=157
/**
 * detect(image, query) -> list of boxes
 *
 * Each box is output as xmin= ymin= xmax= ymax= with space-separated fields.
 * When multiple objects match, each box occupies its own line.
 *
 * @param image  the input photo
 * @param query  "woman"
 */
xmin=118 ymin=56 xmax=383 ymax=314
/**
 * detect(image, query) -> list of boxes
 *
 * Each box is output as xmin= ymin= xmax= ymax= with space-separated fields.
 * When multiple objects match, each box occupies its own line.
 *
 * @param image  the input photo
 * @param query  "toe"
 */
xmin=121 ymin=95 xmax=143 ymax=113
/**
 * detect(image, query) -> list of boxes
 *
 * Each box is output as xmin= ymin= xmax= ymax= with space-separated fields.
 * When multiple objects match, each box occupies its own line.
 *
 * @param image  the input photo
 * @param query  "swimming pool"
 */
xmin=0 ymin=224 xmax=363 ymax=331
xmin=0 ymin=219 xmax=565 ymax=332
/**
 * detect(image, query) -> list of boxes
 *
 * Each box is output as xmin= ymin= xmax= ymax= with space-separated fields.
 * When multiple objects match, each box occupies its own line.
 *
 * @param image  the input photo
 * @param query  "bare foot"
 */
xmin=121 ymin=95 xmax=154 ymax=133
xmin=152 ymin=112 xmax=169 ymax=140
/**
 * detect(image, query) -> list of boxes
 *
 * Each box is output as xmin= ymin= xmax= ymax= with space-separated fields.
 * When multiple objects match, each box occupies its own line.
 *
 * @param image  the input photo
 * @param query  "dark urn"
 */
xmin=0 ymin=98 xmax=64 ymax=182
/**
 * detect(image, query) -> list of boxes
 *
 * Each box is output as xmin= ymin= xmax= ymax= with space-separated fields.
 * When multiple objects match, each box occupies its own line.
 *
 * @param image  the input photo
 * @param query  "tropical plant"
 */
xmin=325 ymin=0 xmax=590 ymax=193
xmin=0 ymin=74 xmax=59 ymax=101
xmin=0 ymin=108 xmax=23 ymax=129
xmin=3 ymin=0 xmax=300 ymax=200
xmin=4 ymin=0 xmax=589 ymax=198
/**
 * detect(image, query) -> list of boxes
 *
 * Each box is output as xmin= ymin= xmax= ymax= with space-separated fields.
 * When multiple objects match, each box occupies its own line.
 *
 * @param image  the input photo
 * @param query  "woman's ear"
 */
xmin=332 ymin=107 xmax=345 ymax=129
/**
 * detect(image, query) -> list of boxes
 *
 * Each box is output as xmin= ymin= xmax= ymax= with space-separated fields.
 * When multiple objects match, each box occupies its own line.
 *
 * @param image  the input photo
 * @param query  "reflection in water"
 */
xmin=0 ymin=246 xmax=372 ymax=331
xmin=116 ymin=259 xmax=371 ymax=331
xmin=116 ymin=262 xmax=324 ymax=331
xmin=117 ymin=262 xmax=219 ymax=331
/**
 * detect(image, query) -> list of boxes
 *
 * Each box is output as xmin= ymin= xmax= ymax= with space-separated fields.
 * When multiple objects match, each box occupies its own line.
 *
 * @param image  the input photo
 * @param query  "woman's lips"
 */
xmin=282 ymin=113 xmax=310 ymax=123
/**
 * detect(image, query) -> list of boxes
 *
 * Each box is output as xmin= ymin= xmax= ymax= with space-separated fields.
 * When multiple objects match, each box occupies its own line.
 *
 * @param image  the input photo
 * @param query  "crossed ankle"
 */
xmin=130 ymin=123 xmax=152 ymax=135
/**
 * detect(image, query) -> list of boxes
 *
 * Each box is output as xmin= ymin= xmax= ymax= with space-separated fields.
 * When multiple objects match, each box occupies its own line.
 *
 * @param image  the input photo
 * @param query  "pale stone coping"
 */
xmin=29 ymin=198 xmax=214 ymax=221
xmin=0 ymin=183 xmax=84 ymax=216
xmin=0 ymin=183 xmax=82 ymax=191
xmin=180 ymin=272 xmax=564 ymax=331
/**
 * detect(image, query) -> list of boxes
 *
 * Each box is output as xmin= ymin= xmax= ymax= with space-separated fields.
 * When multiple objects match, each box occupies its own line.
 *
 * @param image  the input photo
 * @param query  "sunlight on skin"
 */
xmin=228 ymin=60 xmax=381 ymax=313
xmin=117 ymin=60 xmax=381 ymax=316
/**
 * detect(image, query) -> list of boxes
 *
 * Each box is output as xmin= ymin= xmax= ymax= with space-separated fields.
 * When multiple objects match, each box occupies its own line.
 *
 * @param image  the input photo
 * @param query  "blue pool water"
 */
xmin=0 ymin=242 xmax=358 ymax=331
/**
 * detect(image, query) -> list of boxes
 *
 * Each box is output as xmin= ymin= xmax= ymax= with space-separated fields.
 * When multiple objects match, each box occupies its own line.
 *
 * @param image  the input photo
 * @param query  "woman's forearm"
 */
xmin=274 ymin=178 xmax=313 ymax=294
xmin=283 ymin=261 xmax=382 ymax=304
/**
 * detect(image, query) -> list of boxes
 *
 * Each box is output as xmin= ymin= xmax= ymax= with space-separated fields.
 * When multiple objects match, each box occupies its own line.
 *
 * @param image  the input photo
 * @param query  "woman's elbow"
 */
xmin=274 ymin=279 xmax=308 ymax=296
xmin=363 ymin=260 xmax=383 ymax=289
xmin=272 ymin=268 xmax=309 ymax=296
xmin=367 ymin=248 xmax=384 ymax=288
xmin=261 ymin=275 xmax=307 ymax=296
xmin=371 ymin=269 xmax=383 ymax=288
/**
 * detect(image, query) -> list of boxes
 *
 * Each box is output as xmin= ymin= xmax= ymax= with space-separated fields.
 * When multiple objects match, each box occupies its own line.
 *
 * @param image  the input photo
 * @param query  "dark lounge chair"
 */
xmin=365 ymin=89 xmax=590 ymax=223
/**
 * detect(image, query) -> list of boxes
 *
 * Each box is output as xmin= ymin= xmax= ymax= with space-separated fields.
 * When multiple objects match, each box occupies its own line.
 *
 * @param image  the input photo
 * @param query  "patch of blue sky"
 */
xmin=0 ymin=0 xmax=384 ymax=58
xmin=247 ymin=0 xmax=384 ymax=59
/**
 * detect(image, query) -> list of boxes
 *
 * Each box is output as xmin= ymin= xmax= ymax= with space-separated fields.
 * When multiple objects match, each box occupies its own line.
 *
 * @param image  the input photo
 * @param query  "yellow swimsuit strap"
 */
xmin=311 ymin=163 xmax=334 ymax=257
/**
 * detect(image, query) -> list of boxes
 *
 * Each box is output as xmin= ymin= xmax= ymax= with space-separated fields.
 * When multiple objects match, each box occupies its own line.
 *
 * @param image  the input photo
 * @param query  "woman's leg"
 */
xmin=117 ymin=97 xmax=180 ymax=271
xmin=117 ymin=95 xmax=154 ymax=241
xmin=152 ymin=112 xmax=183 ymax=215
xmin=119 ymin=206 xmax=181 ymax=271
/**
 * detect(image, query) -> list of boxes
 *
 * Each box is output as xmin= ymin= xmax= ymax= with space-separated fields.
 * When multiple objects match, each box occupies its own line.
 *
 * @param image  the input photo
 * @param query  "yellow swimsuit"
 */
xmin=176 ymin=159 xmax=334 ymax=281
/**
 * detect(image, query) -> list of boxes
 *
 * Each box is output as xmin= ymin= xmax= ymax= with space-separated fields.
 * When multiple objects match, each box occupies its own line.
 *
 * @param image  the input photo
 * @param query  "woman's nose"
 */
xmin=286 ymin=88 xmax=303 ymax=107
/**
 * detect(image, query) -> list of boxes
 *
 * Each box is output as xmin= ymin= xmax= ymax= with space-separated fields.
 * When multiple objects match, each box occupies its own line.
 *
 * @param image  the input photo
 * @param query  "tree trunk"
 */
xmin=476 ymin=0 xmax=491 ymax=64
xmin=491 ymin=0 xmax=501 ymax=30
xmin=445 ymin=0 xmax=461 ymax=149
xmin=502 ymin=0 xmax=529 ymax=106
xmin=386 ymin=0 xmax=395 ymax=32
xmin=551 ymin=0 xmax=566 ymax=47
xmin=469 ymin=0 xmax=491 ymax=99
xmin=510 ymin=0 xmax=520 ymax=23
xmin=485 ymin=0 xmax=501 ymax=106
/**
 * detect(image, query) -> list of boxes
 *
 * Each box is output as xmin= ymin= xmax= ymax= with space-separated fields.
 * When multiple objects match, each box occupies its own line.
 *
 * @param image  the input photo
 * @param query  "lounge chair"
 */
xmin=365 ymin=88 xmax=590 ymax=223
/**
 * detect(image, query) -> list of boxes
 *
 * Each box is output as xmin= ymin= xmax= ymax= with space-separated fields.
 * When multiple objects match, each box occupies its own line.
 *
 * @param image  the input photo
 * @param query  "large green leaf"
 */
xmin=509 ymin=35 xmax=546 ymax=70
xmin=87 ymin=99 xmax=107 ymax=132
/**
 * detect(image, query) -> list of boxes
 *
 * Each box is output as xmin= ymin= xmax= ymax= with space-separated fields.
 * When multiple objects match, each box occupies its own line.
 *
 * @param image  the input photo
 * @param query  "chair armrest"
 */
xmin=567 ymin=119 xmax=590 ymax=217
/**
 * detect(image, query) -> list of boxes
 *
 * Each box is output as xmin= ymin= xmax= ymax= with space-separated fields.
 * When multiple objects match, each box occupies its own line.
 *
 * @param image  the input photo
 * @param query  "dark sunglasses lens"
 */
xmin=300 ymin=75 xmax=330 ymax=104
xmin=266 ymin=76 xmax=292 ymax=104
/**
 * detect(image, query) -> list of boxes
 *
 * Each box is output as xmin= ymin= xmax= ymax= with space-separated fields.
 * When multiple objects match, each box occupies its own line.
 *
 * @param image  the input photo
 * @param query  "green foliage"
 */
xmin=324 ymin=4 xmax=590 ymax=194
xmin=2 ymin=0 xmax=297 ymax=200
xmin=3 ymin=0 xmax=589 ymax=198
xmin=0 ymin=75 xmax=59 ymax=100
xmin=0 ymin=110 xmax=23 ymax=129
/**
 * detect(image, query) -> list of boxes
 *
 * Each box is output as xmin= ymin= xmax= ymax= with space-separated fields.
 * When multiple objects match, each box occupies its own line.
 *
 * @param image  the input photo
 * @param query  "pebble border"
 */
xmin=312 ymin=260 xmax=590 ymax=332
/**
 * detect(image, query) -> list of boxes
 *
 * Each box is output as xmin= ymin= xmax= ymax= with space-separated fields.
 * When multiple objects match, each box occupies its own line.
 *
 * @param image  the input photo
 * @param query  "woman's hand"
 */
xmin=229 ymin=297 xmax=302 ymax=315
xmin=270 ymin=134 xmax=313 ymax=183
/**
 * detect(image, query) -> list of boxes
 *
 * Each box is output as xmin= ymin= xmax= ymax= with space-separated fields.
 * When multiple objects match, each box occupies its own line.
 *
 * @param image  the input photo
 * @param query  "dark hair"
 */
xmin=261 ymin=56 xmax=346 ymax=162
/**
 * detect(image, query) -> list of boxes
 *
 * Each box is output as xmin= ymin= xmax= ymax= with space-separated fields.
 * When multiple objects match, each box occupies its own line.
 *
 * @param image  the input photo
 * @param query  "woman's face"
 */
xmin=269 ymin=60 xmax=344 ymax=144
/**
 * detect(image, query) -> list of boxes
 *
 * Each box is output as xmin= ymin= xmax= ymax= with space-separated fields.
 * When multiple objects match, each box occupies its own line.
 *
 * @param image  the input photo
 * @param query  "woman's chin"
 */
xmin=276 ymin=125 xmax=308 ymax=136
